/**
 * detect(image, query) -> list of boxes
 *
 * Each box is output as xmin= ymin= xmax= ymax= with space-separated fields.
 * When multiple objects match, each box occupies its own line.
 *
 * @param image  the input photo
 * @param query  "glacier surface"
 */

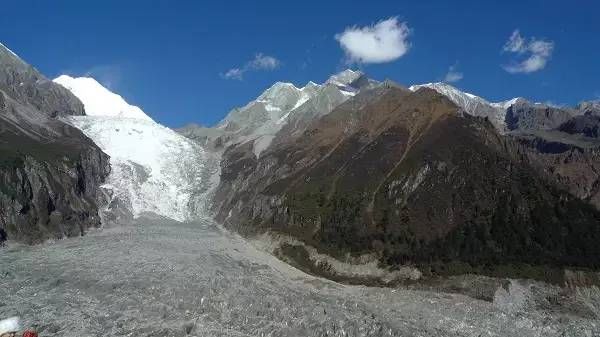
xmin=1 ymin=215 xmax=597 ymax=337
xmin=54 ymin=76 xmax=219 ymax=221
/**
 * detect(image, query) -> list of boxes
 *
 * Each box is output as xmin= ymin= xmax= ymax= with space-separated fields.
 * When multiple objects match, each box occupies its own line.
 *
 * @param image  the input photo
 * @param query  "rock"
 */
xmin=213 ymin=82 xmax=600 ymax=278
xmin=0 ymin=43 xmax=110 ymax=244
xmin=182 ymin=320 xmax=195 ymax=335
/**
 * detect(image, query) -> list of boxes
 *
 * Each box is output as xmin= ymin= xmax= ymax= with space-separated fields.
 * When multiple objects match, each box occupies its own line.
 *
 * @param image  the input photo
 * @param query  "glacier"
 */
xmin=54 ymin=76 xmax=219 ymax=222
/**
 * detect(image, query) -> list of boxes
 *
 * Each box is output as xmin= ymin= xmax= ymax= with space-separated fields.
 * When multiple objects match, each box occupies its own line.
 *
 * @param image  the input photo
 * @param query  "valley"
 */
xmin=1 ymin=39 xmax=600 ymax=336
xmin=1 ymin=215 xmax=598 ymax=337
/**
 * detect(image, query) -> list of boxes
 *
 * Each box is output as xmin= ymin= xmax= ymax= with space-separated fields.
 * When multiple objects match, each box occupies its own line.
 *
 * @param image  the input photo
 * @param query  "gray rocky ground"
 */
xmin=1 ymin=215 xmax=599 ymax=337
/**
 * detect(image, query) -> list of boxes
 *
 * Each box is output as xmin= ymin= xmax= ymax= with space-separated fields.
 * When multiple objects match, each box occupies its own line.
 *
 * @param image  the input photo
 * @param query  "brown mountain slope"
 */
xmin=213 ymin=84 xmax=600 ymax=278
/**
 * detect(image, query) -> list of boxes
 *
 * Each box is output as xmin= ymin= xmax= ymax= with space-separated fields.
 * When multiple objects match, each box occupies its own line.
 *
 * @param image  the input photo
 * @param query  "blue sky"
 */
xmin=1 ymin=0 xmax=599 ymax=127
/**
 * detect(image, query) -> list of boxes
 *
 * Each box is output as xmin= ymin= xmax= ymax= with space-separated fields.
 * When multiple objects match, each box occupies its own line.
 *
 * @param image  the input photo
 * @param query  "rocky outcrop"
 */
xmin=558 ymin=114 xmax=600 ymax=139
xmin=0 ymin=43 xmax=84 ymax=118
xmin=511 ymin=133 xmax=600 ymax=208
xmin=505 ymin=101 xmax=576 ymax=132
xmin=0 ymin=43 xmax=110 ymax=244
xmin=0 ymin=140 xmax=109 ymax=243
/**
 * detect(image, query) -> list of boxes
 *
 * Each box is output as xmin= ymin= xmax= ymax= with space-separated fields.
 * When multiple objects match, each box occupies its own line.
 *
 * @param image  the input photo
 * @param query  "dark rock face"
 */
xmin=213 ymin=84 xmax=600 ymax=277
xmin=504 ymin=99 xmax=600 ymax=210
xmin=510 ymin=134 xmax=600 ymax=209
xmin=0 ymin=45 xmax=84 ymax=117
xmin=0 ymin=44 xmax=110 ymax=244
xmin=505 ymin=101 xmax=575 ymax=132
xmin=558 ymin=114 xmax=600 ymax=138
xmin=578 ymin=100 xmax=600 ymax=117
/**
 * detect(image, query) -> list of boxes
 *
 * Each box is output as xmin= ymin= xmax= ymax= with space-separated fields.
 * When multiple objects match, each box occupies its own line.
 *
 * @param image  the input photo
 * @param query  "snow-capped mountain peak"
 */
xmin=183 ymin=69 xmax=376 ymax=158
xmin=410 ymin=82 xmax=512 ymax=132
xmin=491 ymin=97 xmax=526 ymax=110
xmin=54 ymin=75 xmax=153 ymax=121
xmin=256 ymin=82 xmax=305 ymax=111
xmin=410 ymin=82 xmax=488 ymax=108
xmin=305 ymin=81 xmax=320 ymax=88
xmin=326 ymin=69 xmax=363 ymax=87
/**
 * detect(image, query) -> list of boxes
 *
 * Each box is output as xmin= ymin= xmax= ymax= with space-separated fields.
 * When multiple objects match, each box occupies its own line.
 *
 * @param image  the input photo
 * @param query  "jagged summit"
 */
xmin=408 ymin=82 xmax=548 ymax=132
xmin=54 ymin=75 xmax=153 ymax=121
xmin=255 ymin=81 xmax=307 ymax=111
xmin=187 ymin=69 xmax=379 ymax=156
xmin=491 ymin=97 xmax=527 ymax=110
xmin=305 ymin=80 xmax=319 ymax=88
xmin=578 ymin=100 xmax=600 ymax=116
xmin=410 ymin=82 xmax=486 ymax=105
xmin=409 ymin=82 xmax=509 ymax=130
xmin=326 ymin=69 xmax=363 ymax=86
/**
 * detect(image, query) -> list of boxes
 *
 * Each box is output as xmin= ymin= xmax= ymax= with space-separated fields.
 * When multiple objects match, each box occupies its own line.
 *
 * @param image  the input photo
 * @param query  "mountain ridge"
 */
xmin=198 ymin=71 xmax=600 ymax=282
xmin=0 ymin=43 xmax=110 ymax=244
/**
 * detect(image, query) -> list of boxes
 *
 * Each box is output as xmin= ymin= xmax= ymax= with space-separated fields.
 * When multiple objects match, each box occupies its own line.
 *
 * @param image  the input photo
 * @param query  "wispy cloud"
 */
xmin=222 ymin=53 xmax=281 ymax=80
xmin=335 ymin=17 xmax=411 ymax=64
xmin=443 ymin=64 xmax=463 ymax=83
xmin=222 ymin=68 xmax=244 ymax=80
xmin=502 ymin=30 xmax=554 ymax=74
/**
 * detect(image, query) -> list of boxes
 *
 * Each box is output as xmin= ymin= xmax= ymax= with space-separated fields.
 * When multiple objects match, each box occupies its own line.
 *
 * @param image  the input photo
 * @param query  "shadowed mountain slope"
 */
xmin=0 ymin=43 xmax=110 ymax=244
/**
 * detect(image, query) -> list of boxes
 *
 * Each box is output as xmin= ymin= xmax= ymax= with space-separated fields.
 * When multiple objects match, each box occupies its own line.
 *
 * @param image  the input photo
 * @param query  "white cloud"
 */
xmin=223 ymin=68 xmax=243 ymax=80
xmin=335 ymin=17 xmax=411 ymax=64
xmin=443 ymin=64 xmax=463 ymax=83
xmin=222 ymin=53 xmax=281 ymax=80
xmin=502 ymin=30 xmax=554 ymax=74
xmin=503 ymin=30 xmax=527 ymax=53
xmin=249 ymin=53 xmax=280 ymax=70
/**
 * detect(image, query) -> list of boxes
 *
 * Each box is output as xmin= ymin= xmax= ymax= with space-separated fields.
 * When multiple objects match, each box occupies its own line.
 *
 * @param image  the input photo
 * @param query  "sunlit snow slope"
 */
xmin=54 ymin=76 xmax=219 ymax=221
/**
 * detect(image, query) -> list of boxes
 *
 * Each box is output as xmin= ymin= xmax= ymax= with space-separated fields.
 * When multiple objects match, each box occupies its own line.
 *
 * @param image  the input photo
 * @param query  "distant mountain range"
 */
xmin=180 ymin=69 xmax=600 ymax=281
xmin=2 ymin=41 xmax=599 ymax=284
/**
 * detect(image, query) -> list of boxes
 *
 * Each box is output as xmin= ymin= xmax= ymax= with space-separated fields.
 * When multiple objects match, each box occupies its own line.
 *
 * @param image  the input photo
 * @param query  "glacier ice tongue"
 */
xmin=54 ymin=76 xmax=219 ymax=221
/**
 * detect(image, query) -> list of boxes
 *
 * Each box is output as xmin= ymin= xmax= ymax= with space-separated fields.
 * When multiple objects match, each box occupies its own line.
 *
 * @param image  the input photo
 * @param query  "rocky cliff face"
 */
xmin=407 ymin=82 xmax=600 ymax=211
xmin=510 ymin=133 xmax=600 ymax=209
xmin=0 ymin=43 xmax=110 ymax=244
xmin=504 ymin=101 xmax=600 ymax=210
xmin=211 ymin=82 xmax=600 ymax=278
xmin=505 ymin=101 xmax=576 ymax=132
